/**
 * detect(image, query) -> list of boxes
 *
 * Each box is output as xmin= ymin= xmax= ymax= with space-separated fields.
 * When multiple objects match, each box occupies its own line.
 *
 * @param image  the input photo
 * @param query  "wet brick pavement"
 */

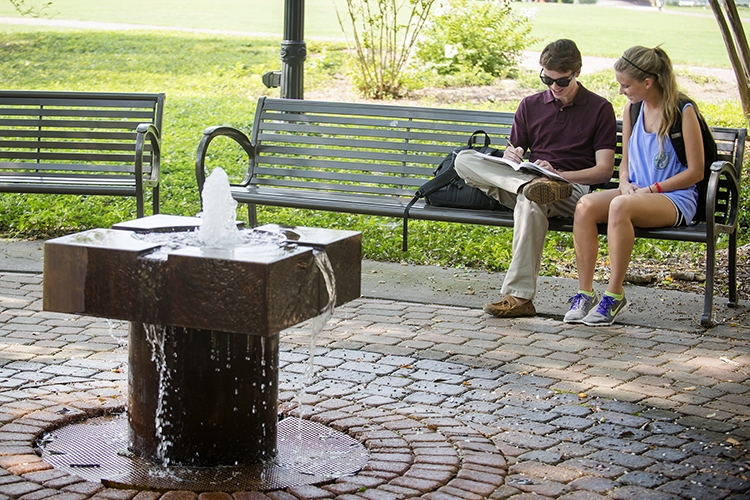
xmin=0 ymin=271 xmax=747 ymax=499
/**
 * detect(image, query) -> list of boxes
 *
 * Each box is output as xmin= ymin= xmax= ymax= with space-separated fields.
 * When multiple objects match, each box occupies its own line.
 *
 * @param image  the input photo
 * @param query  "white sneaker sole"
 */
xmin=582 ymin=303 xmax=629 ymax=326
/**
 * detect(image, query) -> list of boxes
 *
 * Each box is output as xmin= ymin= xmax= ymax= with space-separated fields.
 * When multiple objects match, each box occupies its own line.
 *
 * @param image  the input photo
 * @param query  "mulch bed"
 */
xmin=608 ymin=244 xmax=748 ymax=301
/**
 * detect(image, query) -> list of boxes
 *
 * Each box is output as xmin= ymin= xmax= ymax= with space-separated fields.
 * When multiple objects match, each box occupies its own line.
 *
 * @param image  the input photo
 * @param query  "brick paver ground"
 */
xmin=0 ymin=272 xmax=747 ymax=499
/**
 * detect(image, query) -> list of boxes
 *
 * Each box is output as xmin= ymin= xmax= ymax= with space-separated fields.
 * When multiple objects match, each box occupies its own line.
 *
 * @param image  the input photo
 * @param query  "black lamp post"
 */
xmin=263 ymin=0 xmax=306 ymax=99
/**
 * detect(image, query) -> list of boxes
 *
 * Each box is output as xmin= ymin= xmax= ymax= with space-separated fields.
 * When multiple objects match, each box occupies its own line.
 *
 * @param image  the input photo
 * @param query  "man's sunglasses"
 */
xmin=539 ymin=69 xmax=576 ymax=88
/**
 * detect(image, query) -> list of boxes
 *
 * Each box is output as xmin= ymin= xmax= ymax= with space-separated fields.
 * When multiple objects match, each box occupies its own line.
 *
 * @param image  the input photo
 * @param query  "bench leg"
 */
xmin=136 ymin=185 xmax=144 ymax=218
xmin=701 ymin=241 xmax=716 ymax=327
xmin=248 ymin=203 xmax=257 ymax=227
xmin=728 ymin=229 xmax=738 ymax=307
xmin=402 ymin=218 xmax=409 ymax=252
xmin=153 ymin=185 xmax=160 ymax=215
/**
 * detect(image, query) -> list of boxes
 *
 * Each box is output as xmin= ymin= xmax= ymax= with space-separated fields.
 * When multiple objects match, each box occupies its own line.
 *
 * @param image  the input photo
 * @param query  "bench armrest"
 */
xmin=195 ymin=125 xmax=255 ymax=205
xmin=135 ymin=122 xmax=161 ymax=217
xmin=704 ymin=159 xmax=740 ymax=236
xmin=135 ymin=123 xmax=161 ymax=187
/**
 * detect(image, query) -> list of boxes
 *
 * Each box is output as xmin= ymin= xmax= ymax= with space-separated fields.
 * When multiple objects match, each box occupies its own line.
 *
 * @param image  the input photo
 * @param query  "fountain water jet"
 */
xmin=198 ymin=166 xmax=241 ymax=248
xmin=41 ymin=169 xmax=363 ymax=489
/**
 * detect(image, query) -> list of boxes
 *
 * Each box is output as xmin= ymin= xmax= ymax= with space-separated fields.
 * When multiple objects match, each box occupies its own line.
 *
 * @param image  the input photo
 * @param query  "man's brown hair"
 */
xmin=539 ymin=39 xmax=582 ymax=74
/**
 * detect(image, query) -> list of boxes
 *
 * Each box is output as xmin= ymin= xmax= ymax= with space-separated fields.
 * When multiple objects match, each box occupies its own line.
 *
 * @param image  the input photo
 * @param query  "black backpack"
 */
xmin=402 ymin=130 xmax=505 ymax=251
xmin=629 ymin=98 xmax=718 ymax=222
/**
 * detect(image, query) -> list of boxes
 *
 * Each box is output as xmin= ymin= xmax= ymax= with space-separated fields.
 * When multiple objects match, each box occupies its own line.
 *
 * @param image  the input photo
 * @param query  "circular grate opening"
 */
xmin=38 ymin=413 xmax=369 ymax=492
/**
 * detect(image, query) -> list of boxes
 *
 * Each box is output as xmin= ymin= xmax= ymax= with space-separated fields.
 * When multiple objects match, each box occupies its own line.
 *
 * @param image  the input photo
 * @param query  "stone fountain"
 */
xmin=40 ymin=172 xmax=364 ymax=490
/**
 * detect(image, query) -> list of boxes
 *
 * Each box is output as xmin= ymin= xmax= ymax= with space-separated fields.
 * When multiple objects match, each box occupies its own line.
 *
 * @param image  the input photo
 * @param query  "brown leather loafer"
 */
xmin=522 ymin=177 xmax=573 ymax=205
xmin=483 ymin=295 xmax=536 ymax=318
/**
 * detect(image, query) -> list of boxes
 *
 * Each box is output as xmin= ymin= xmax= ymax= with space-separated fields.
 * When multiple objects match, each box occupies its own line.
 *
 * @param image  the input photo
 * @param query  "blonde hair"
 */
xmin=614 ymin=46 xmax=688 ymax=139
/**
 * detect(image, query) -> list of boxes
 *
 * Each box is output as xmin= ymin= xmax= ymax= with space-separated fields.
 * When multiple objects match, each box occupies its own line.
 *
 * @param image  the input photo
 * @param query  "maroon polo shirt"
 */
xmin=509 ymin=83 xmax=617 ymax=173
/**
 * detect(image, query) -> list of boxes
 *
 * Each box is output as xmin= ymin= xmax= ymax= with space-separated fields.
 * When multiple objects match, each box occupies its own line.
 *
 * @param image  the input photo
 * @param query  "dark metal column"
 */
xmin=281 ymin=0 xmax=306 ymax=99
xmin=128 ymin=324 xmax=280 ymax=466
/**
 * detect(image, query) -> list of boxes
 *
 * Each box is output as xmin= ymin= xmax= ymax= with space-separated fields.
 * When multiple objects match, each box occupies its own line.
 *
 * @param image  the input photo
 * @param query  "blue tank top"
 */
xmin=628 ymin=103 xmax=699 ymax=223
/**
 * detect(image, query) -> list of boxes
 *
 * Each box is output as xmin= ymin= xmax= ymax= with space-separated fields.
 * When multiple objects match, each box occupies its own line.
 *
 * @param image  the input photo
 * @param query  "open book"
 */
xmin=475 ymin=151 xmax=569 ymax=183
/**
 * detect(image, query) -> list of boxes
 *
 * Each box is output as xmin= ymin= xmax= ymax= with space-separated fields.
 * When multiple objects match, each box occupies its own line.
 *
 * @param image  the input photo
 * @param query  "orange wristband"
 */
xmin=654 ymin=182 xmax=663 ymax=193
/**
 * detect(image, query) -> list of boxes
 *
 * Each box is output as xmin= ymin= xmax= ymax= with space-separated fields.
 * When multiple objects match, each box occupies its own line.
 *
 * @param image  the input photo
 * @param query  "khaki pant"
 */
xmin=454 ymin=150 xmax=588 ymax=300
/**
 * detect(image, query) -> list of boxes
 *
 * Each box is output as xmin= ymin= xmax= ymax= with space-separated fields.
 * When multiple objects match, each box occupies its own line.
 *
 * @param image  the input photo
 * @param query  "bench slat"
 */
xmin=0 ymin=172 xmax=142 ymax=182
xmin=256 ymin=131 xmax=490 ymax=155
xmin=0 ymin=151 xmax=138 ymax=162
xmin=0 ymin=140 xmax=140 ymax=152
xmin=0 ymin=94 xmax=162 ymax=108
xmin=0 ymin=130 xmax=138 ymax=140
xmin=0 ymin=108 xmax=157 ymax=120
xmin=0 ymin=162 xmax=151 ymax=173
xmin=255 ymin=159 xmax=431 ymax=177
xmin=251 ymin=175 xmax=421 ymax=189
xmin=0 ymin=118 xmax=149 ymax=130
xmin=258 ymin=145 xmax=444 ymax=166
xmin=0 ymin=184 xmax=138 ymax=195
xmin=232 ymin=186 xmax=416 ymax=216
xmin=251 ymin=178 xmax=416 ymax=197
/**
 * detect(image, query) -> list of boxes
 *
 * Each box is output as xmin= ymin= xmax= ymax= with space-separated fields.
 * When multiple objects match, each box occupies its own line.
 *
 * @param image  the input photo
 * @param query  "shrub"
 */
xmin=414 ymin=0 xmax=537 ymax=86
xmin=334 ymin=0 xmax=438 ymax=99
xmin=8 ymin=0 xmax=52 ymax=17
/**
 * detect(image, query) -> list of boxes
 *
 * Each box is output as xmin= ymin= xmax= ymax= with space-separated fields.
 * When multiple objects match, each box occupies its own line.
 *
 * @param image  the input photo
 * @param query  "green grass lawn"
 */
xmin=0 ymin=0 xmax=347 ymax=37
xmin=0 ymin=2 xmax=747 ymax=284
xmin=1 ymin=0 xmax=747 ymax=66
xmin=520 ymin=3 xmax=747 ymax=67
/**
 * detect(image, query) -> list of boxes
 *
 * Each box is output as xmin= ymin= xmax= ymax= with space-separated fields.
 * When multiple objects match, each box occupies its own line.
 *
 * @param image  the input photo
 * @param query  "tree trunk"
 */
xmin=709 ymin=0 xmax=750 ymax=127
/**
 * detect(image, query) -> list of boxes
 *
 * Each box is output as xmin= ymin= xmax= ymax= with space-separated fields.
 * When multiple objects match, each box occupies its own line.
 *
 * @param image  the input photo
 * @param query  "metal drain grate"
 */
xmin=39 ymin=413 xmax=369 ymax=492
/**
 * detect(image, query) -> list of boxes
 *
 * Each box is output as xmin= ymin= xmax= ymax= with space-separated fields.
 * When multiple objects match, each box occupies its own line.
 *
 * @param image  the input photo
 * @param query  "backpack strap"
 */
xmin=402 ymin=130 xmax=491 ymax=251
xmin=667 ymin=98 xmax=695 ymax=167
xmin=468 ymin=130 xmax=491 ymax=148
xmin=629 ymin=100 xmax=643 ymax=127
xmin=402 ymin=154 xmax=460 ymax=250
xmin=629 ymin=99 xmax=688 ymax=166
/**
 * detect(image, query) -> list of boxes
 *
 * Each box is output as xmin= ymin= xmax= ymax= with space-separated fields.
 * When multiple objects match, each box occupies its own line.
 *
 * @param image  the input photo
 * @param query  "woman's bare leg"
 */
xmin=573 ymin=189 xmax=620 ymax=292
xmin=605 ymin=193 xmax=680 ymax=295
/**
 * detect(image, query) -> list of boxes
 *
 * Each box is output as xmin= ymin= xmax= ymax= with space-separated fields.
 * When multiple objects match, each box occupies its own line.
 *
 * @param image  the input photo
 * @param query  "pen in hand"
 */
xmin=504 ymin=141 xmax=524 ymax=163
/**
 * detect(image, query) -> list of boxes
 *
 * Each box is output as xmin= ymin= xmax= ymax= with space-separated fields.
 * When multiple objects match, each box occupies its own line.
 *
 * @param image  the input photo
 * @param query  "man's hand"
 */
xmin=503 ymin=146 xmax=525 ymax=163
xmin=533 ymin=159 xmax=556 ymax=173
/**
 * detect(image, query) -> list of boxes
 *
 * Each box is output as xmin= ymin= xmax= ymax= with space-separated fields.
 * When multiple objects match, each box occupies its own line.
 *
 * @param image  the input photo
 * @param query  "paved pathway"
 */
xmin=0 ymin=2 xmax=748 ymax=496
xmin=0 ymin=267 xmax=746 ymax=499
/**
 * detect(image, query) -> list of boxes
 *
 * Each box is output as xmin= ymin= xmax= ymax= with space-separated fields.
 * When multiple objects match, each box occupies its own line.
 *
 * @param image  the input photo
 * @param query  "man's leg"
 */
xmin=455 ymin=149 xmax=585 ymax=317
xmin=455 ymin=150 xmax=573 ymax=206
xmin=488 ymin=184 xmax=586 ymax=317
xmin=454 ymin=149 xmax=534 ymax=208
xmin=501 ymin=197 xmax=549 ymax=301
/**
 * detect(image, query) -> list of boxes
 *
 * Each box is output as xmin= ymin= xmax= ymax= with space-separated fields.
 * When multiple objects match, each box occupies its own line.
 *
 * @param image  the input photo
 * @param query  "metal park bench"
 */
xmin=0 ymin=90 xmax=164 ymax=218
xmin=195 ymin=96 xmax=745 ymax=326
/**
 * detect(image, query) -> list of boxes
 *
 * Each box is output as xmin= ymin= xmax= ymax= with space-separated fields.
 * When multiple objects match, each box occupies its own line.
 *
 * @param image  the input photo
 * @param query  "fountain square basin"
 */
xmin=43 ymin=216 xmax=361 ymax=336
xmin=42 ymin=215 xmax=361 ymax=466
